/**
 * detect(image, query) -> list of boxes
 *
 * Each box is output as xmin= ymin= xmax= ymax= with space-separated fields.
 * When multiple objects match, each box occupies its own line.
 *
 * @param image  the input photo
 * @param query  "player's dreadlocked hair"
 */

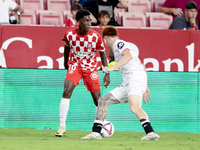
xmin=102 ymin=26 xmax=118 ymax=38
xmin=76 ymin=9 xmax=90 ymax=22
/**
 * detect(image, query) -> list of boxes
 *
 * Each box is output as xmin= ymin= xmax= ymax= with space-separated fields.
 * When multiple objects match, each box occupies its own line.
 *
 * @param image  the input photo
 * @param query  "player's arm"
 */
xmin=99 ymin=51 xmax=110 ymax=88
xmin=64 ymin=44 xmax=70 ymax=70
xmin=142 ymin=64 xmax=151 ymax=104
xmin=103 ymin=49 xmax=132 ymax=73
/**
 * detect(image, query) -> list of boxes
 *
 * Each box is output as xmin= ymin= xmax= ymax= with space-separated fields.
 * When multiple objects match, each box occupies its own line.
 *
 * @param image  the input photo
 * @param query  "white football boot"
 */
xmin=55 ymin=125 xmax=66 ymax=137
xmin=141 ymin=132 xmax=160 ymax=141
xmin=81 ymin=132 xmax=102 ymax=139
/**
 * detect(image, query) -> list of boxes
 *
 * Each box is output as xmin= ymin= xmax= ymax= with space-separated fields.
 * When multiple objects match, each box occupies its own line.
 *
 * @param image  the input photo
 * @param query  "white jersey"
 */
xmin=0 ymin=0 xmax=17 ymax=23
xmin=112 ymin=39 xmax=144 ymax=80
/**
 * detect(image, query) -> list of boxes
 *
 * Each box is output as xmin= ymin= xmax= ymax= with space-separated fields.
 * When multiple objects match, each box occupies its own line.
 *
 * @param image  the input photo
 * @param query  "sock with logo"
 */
xmin=92 ymin=120 xmax=103 ymax=133
xmin=140 ymin=118 xmax=154 ymax=134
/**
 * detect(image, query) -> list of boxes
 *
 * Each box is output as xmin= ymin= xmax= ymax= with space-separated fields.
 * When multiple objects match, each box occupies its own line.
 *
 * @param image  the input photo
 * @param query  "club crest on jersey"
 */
xmin=68 ymin=70 xmax=74 ymax=74
xmin=117 ymin=42 xmax=125 ymax=49
xmin=90 ymin=71 xmax=98 ymax=80
xmin=87 ymin=43 xmax=92 ymax=49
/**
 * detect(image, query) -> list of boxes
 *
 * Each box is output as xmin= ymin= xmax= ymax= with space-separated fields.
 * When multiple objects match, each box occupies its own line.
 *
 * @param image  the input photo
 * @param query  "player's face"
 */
xmin=78 ymin=15 xmax=92 ymax=31
xmin=98 ymin=15 xmax=110 ymax=27
xmin=185 ymin=9 xmax=197 ymax=19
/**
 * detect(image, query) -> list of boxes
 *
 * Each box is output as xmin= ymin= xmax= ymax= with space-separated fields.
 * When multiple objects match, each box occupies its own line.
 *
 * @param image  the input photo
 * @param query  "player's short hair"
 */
xmin=185 ymin=1 xmax=198 ymax=10
xmin=102 ymin=26 xmax=118 ymax=38
xmin=98 ymin=10 xmax=111 ymax=18
xmin=71 ymin=3 xmax=82 ymax=11
xmin=76 ymin=9 xmax=90 ymax=21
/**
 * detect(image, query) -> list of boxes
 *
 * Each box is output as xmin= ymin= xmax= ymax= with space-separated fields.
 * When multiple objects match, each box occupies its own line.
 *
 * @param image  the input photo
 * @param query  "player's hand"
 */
xmin=64 ymin=63 xmax=68 ymax=70
xmin=103 ymin=73 xmax=110 ymax=89
xmin=143 ymin=87 xmax=151 ymax=104
xmin=172 ymin=8 xmax=183 ymax=16
xmin=190 ymin=18 xmax=196 ymax=27
xmin=103 ymin=66 xmax=114 ymax=73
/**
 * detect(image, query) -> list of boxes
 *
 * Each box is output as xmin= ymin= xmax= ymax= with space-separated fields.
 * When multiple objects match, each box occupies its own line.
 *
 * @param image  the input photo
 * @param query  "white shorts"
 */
xmin=110 ymin=72 xmax=147 ymax=104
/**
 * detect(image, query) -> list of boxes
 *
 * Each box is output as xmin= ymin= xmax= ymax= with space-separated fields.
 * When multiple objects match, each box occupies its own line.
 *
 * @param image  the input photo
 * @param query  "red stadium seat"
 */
xmin=63 ymin=10 xmax=72 ymax=21
xmin=152 ymin=0 xmax=166 ymax=12
xmin=114 ymin=7 xmax=126 ymax=24
xmin=37 ymin=10 xmax=64 ymax=26
xmin=120 ymin=12 xmax=146 ymax=27
xmin=21 ymin=10 xmax=36 ymax=25
xmin=146 ymin=12 xmax=172 ymax=29
xmin=47 ymin=0 xmax=71 ymax=11
xmin=127 ymin=0 xmax=151 ymax=13
xmin=20 ymin=0 xmax=44 ymax=10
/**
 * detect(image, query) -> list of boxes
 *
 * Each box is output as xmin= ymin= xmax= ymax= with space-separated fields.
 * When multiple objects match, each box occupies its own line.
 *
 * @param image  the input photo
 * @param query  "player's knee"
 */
xmin=129 ymin=105 xmax=140 ymax=114
xmin=98 ymin=97 xmax=106 ymax=107
xmin=63 ymin=87 xmax=73 ymax=98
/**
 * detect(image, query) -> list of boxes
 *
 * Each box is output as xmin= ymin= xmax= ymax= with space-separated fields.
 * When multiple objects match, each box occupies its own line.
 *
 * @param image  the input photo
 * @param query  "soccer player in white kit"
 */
xmin=81 ymin=26 xmax=160 ymax=141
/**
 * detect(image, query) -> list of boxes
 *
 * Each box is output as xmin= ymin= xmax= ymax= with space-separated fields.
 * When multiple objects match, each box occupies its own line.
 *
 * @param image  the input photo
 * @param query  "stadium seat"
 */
xmin=37 ymin=10 xmax=64 ymax=26
xmin=127 ymin=0 xmax=151 ymax=13
xmin=120 ymin=12 xmax=146 ymax=27
xmin=114 ymin=7 xmax=126 ymax=24
xmin=21 ymin=10 xmax=36 ymax=25
xmin=152 ymin=0 xmax=166 ymax=12
xmin=145 ymin=12 xmax=172 ymax=29
xmin=20 ymin=0 xmax=44 ymax=10
xmin=63 ymin=10 xmax=72 ymax=21
xmin=47 ymin=0 xmax=71 ymax=11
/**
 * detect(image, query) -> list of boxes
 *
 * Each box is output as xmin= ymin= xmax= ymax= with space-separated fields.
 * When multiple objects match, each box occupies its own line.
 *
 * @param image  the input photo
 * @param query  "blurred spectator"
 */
xmin=98 ymin=10 xmax=110 ymax=27
xmin=82 ymin=0 xmax=128 ymax=26
xmin=160 ymin=0 xmax=200 ymax=24
xmin=0 ymin=0 xmax=23 ymax=24
xmin=64 ymin=3 xmax=82 ymax=27
xmin=169 ymin=1 xmax=199 ymax=30
xmin=73 ymin=0 xmax=87 ymax=5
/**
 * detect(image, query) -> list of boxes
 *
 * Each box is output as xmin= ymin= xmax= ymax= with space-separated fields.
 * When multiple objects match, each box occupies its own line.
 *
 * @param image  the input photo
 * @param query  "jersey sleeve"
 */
xmin=116 ymin=41 xmax=130 ymax=55
xmin=96 ymin=36 xmax=105 ymax=52
xmin=62 ymin=32 xmax=70 ymax=46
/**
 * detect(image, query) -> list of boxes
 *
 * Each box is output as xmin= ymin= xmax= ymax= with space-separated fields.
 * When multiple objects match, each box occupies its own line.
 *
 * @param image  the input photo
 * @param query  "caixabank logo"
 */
xmin=0 ymin=37 xmax=200 ymax=72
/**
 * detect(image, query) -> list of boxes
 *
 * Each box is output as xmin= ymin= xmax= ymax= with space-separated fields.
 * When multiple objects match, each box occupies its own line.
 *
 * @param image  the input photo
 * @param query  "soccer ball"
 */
xmin=101 ymin=121 xmax=114 ymax=138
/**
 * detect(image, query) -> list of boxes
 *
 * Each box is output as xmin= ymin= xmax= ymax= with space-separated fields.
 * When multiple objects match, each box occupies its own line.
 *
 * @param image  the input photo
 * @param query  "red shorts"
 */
xmin=65 ymin=66 xmax=100 ymax=92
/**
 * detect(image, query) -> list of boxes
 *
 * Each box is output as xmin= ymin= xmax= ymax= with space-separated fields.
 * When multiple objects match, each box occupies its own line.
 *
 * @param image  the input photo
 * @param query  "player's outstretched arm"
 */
xmin=103 ymin=50 xmax=132 ymax=73
xmin=64 ymin=45 xmax=70 ymax=70
xmin=99 ymin=51 xmax=110 ymax=88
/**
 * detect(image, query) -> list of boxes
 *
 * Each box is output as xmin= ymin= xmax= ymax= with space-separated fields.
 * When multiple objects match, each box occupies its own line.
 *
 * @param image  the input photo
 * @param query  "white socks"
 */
xmin=59 ymin=98 xmax=70 ymax=127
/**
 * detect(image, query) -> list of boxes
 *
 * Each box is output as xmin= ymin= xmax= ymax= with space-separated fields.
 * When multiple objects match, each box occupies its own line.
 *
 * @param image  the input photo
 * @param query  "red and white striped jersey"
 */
xmin=63 ymin=28 xmax=105 ymax=71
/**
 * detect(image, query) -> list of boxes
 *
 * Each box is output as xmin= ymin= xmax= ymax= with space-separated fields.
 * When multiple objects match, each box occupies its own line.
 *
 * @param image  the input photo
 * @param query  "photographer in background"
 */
xmin=0 ymin=0 xmax=23 ymax=24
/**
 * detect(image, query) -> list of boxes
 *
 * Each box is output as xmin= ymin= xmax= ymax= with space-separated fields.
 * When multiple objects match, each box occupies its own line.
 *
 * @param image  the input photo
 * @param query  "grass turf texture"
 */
xmin=0 ymin=129 xmax=200 ymax=150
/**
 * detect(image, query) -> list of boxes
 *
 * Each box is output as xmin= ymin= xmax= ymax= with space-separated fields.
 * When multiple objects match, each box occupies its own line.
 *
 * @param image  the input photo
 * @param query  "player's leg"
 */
xmin=128 ymin=95 xmax=159 ymax=141
xmin=81 ymin=93 xmax=120 ymax=139
xmin=83 ymin=69 xmax=101 ymax=111
xmin=55 ymin=66 xmax=82 ymax=137
xmin=91 ymin=90 xmax=101 ymax=106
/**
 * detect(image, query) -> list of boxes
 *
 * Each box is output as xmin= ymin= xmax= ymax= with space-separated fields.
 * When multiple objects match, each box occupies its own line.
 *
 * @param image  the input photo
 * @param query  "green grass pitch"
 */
xmin=0 ymin=129 xmax=200 ymax=150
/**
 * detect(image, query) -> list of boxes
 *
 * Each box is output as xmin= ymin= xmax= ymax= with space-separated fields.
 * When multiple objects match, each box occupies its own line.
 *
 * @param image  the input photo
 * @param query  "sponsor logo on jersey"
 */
xmin=117 ymin=42 xmax=125 ymax=49
xmin=90 ymin=71 xmax=98 ymax=80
